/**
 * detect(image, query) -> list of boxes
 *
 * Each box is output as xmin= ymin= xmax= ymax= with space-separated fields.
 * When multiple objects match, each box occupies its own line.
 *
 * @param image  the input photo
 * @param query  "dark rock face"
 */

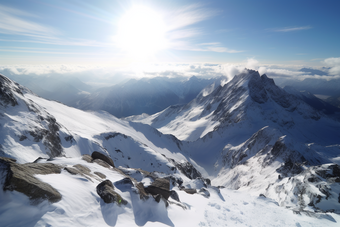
xmin=0 ymin=157 xmax=62 ymax=204
xmin=96 ymin=180 xmax=127 ymax=205
xmin=248 ymin=72 xmax=268 ymax=104
xmin=248 ymin=72 xmax=320 ymax=120
xmin=114 ymin=177 xmax=134 ymax=187
xmin=135 ymin=182 xmax=150 ymax=200
xmin=165 ymin=175 xmax=183 ymax=187
xmin=91 ymin=151 xmax=115 ymax=168
xmin=170 ymin=190 xmax=180 ymax=202
xmin=0 ymin=74 xmax=20 ymax=107
xmin=153 ymin=194 xmax=169 ymax=207
xmin=174 ymin=161 xmax=202 ymax=180
xmin=145 ymin=178 xmax=171 ymax=200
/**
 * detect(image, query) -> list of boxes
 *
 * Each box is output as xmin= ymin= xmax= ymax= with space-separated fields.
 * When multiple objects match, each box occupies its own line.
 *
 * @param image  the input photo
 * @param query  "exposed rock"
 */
xmin=182 ymin=188 xmax=197 ymax=194
xmin=96 ymin=180 xmax=127 ymax=205
xmin=82 ymin=154 xmax=93 ymax=163
xmin=0 ymin=157 xmax=62 ymax=204
xmin=64 ymin=164 xmax=99 ymax=182
xmin=93 ymin=159 xmax=111 ymax=169
xmin=0 ymin=74 xmax=19 ymax=107
xmin=165 ymin=175 xmax=183 ymax=187
xmin=145 ymin=178 xmax=171 ymax=200
xmin=64 ymin=167 xmax=80 ymax=175
xmin=115 ymin=177 xmax=134 ymax=187
xmin=91 ymin=151 xmax=115 ymax=168
xmin=266 ymin=163 xmax=340 ymax=212
xmin=33 ymin=157 xmax=46 ymax=163
xmin=174 ymin=161 xmax=202 ymax=180
xmin=94 ymin=172 xmax=106 ymax=179
xmin=73 ymin=164 xmax=91 ymax=174
xmin=153 ymin=194 xmax=169 ymax=207
xmin=170 ymin=190 xmax=180 ymax=202
xmin=135 ymin=182 xmax=150 ymax=200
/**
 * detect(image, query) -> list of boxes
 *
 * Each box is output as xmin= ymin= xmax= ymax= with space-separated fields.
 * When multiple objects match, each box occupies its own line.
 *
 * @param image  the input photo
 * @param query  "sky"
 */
xmin=0 ymin=0 xmax=339 ymax=81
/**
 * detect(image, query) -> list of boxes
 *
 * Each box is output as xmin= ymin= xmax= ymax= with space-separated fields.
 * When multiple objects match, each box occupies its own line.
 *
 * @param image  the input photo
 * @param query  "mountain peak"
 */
xmin=0 ymin=74 xmax=22 ymax=107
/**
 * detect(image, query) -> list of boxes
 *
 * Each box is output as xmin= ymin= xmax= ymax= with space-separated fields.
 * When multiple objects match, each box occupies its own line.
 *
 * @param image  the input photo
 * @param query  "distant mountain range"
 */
xmin=74 ymin=76 xmax=223 ymax=118
xmin=5 ymin=73 xmax=223 ymax=118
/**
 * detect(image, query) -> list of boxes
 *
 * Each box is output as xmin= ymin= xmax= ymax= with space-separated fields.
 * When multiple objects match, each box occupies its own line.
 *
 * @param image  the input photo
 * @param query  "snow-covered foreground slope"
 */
xmin=1 ymin=156 xmax=340 ymax=227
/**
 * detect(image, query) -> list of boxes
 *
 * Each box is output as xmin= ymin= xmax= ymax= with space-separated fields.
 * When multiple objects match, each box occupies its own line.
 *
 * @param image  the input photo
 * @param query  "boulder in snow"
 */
xmin=91 ymin=151 xmax=115 ymax=168
xmin=96 ymin=180 xmax=127 ymax=205
xmin=145 ymin=178 xmax=171 ymax=200
xmin=0 ymin=157 xmax=62 ymax=204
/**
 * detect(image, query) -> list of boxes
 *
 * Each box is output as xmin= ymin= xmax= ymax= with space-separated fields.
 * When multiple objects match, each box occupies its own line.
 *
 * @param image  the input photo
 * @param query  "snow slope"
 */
xmin=1 ymin=156 xmax=340 ymax=227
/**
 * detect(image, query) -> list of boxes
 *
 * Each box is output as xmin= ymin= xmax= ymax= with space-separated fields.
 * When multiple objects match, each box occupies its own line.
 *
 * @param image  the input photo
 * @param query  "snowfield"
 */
xmin=1 ymin=156 xmax=340 ymax=227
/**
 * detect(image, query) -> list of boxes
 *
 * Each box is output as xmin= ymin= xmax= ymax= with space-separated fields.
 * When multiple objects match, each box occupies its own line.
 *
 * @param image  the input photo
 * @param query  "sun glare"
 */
xmin=116 ymin=6 xmax=167 ymax=59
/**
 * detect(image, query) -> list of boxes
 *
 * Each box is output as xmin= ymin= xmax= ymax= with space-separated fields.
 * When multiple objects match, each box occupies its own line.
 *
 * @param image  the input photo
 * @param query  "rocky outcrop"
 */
xmin=145 ymin=178 xmax=171 ymax=200
xmin=64 ymin=164 xmax=100 ymax=182
xmin=266 ymin=163 xmax=340 ymax=213
xmin=0 ymin=157 xmax=62 ymax=204
xmin=96 ymin=180 xmax=127 ymax=205
xmin=82 ymin=152 xmax=115 ymax=169
xmin=0 ymin=74 xmax=21 ymax=107
xmin=94 ymin=172 xmax=106 ymax=179
xmin=91 ymin=151 xmax=115 ymax=168
xmin=170 ymin=190 xmax=180 ymax=202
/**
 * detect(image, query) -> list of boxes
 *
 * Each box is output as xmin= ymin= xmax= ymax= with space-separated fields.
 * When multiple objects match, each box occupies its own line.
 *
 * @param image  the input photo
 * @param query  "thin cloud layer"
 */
xmin=164 ymin=4 xmax=242 ymax=53
xmin=271 ymin=26 xmax=312 ymax=32
xmin=0 ymin=5 xmax=59 ymax=39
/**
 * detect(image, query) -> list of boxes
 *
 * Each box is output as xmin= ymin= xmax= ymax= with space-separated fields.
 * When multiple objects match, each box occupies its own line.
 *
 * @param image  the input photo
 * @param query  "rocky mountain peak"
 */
xmin=0 ymin=74 xmax=23 ymax=107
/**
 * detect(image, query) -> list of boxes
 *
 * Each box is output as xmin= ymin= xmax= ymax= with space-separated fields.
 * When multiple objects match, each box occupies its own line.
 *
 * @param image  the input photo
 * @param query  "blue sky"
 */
xmin=0 ymin=0 xmax=339 ymax=67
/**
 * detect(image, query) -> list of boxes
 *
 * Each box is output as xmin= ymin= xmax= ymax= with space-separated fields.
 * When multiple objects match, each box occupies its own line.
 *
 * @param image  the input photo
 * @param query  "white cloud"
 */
xmin=271 ymin=26 xmax=312 ymax=32
xmin=0 ymin=4 xmax=111 ymax=48
xmin=258 ymin=67 xmax=306 ymax=78
xmin=4 ymin=58 xmax=339 ymax=90
xmin=324 ymin=57 xmax=340 ymax=76
xmin=170 ymin=42 xmax=243 ymax=53
xmin=165 ymin=4 xmax=216 ymax=32
xmin=245 ymin=58 xmax=259 ymax=70
xmin=163 ymin=4 xmax=240 ymax=54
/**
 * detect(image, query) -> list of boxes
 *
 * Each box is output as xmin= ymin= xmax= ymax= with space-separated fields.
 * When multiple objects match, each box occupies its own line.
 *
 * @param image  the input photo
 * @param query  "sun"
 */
xmin=116 ymin=6 xmax=167 ymax=59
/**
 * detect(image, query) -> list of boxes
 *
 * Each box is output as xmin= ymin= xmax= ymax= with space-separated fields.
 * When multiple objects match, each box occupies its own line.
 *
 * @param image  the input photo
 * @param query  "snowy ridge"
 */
xmin=131 ymin=69 xmax=340 ymax=213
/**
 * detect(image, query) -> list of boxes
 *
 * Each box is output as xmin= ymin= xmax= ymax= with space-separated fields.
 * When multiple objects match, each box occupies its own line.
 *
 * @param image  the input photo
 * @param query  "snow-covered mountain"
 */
xmin=0 ymin=73 xmax=197 ymax=174
xmin=1 ymin=71 xmax=340 ymax=226
xmin=131 ymin=69 xmax=340 ymax=212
